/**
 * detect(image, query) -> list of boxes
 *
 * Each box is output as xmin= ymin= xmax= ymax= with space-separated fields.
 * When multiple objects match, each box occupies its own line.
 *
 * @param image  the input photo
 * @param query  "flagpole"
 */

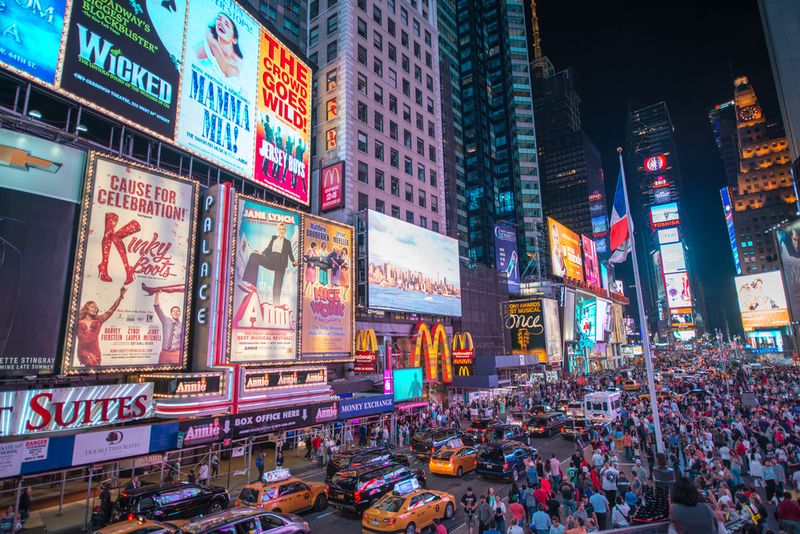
xmin=617 ymin=147 xmax=665 ymax=455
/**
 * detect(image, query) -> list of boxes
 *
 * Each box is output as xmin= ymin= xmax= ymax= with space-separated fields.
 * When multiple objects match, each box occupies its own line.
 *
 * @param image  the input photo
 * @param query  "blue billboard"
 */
xmin=494 ymin=223 xmax=520 ymax=294
xmin=720 ymin=187 xmax=741 ymax=275
xmin=393 ymin=368 xmax=424 ymax=402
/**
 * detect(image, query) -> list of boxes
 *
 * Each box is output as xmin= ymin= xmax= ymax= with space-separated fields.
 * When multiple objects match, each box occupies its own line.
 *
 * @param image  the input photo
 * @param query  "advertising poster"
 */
xmin=664 ymin=272 xmax=692 ymax=308
xmin=253 ymin=28 xmax=312 ymax=204
xmin=547 ymin=217 xmax=583 ymax=281
xmin=657 ymin=228 xmax=680 ymax=245
xmin=651 ymin=202 xmax=680 ymax=228
xmin=59 ymin=0 xmax=186 ymax=137
xmin=735 ymin=271 xmax=791 ymax=331
xmin=301 ymin=216 xmax=353 ymax=359
xmin=0 ymin=131 xmax=85 ymax=375
xmin=722 ymin=187 xmax=741 ymax=275
xmin=368 ymin=210 xmax=461 ymax=316
xmin=502 ymin=300 xmax=545 ymax=359
xmin=581 ymin=235 xmax=600 ymax=287
xmin=660 ymin=242 xmax=686 ymax=273
xmin=574 ymin=294 xmax=596 ymax=351
xmin=177 ymin=0 xmax=258 ymax=175
xmin=63 ymin=154 xmax=198 ymax=373
xmin=229 ymin=197 xmax=299 ymax=363
xmin=392 ymin=368 xmax=423 ymax=402
xmin=493 ymin=223 xmax=520 ymax=294
xmin=0 ymin=0 xmax=65 ymax=85
xmin=776 ymin=219 xmax=800 ymax=322
xmin=542 ymin=298 xmax=562 ymax=363
xmin=591 ymin=216 xmax=608 ymax=236
xmin=319 ymin=161 xmax=345 ymax=212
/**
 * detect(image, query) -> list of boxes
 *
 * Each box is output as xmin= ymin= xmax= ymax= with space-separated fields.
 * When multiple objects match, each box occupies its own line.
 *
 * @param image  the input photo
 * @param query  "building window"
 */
xmin=413 ymin=41 xmax=420 ymax=58
xmin=358 ymin=45 xmax=367 ymax=65
xmin=357 ymin=101 xmax=368 ymax=122
xmin=415 ymin=88 xmax=422 ymax=106
xmin=387 ymin=0 xmax=395 ymax=12
xmin=358 ymin=131 xmax=368 ymax=152
xmin=357 ymin=0 xmax=366 ymax=11
xmin=389 ymin=121 xmax=398 ymax=140
xmin=388 ymin=43 xmax=396 ymax=61
xmin=373 ymin=6 xmax=382 ymax=24
xmin=417 ymin=163 xmax=425 ymax=182
xmin=375 ymin=169 xmax=385 ymax=190
xmin=389 ymin=95 xmax=397 ymax=114
xmin=431 ymin=195 xmax=438 ymax=213
xmin=391 ymin=176 xmax=400 ymax=196
xmin=374 ymin=31 xmax=383 ymax=51
xmin=326 ymin=69 xmax=337 ymax=91
xmin=412 ymin=19 xmax=420 ymax=37
xmin=388 ymin=68 xmax=397 ymax=88
xmin=418 ymin=190 xmax=426 ymax=208
xmin=326 ymin=128 xmax=337 ymax=150
xmin=424 ymin=30 xmax=431 ymax=46
xmin=402 ymin=55 xmax=410 ymax=73
xmin=391 ymin=205 xmax=400 ymax=218
xmin=401 ymin=30 xmax=408 ymax=48
xmin=310 ymin=0 xmax=318 ymax=18
xmin=404 ymin=156 xmax=413 ymax=175
xmin=358 ymin=73 xmax=367 ymax=93
xmin=327 ymin=14 xmax=338 ymax=34
xmin=388 ymin=18 xmax=396 ymax=36
xmin=357 ymin=17 xmax=367 ymax=38
xmin=403 ymin=104 xmax=411 ymax=122
xmin=428 ymin=145 xmax=436 ymax=162
xmin=326 ymin=98 xmax=337 ymax=120
xmin=432 ymin=220 xmax=439 ymax=233
xmin=405 ymin=210 xmax=414 ymax=224
xmin=427 ymin=120 xmax=434 ymax=137
xmin=402 ymin=79 xmax=410 ymax=97
xmin=374 ymin=111 xmax=384 ymax=132
xmin=375 ymin=198 xmax=385 ymax=213
xmin=419 ymin=215 xmax=427 ymax=228
xmin=403 ymin=129 xmax=412 ymax=148
xmin=326 ymin=40 xmax=337 ymax=62
xmin=426 ymin=74 xmax=433 ymax=90
xmin=405 ymin=183 xmax=413 ymax=202
xmin=400 ymin=7 xmax=408 ymax=24
xmin=358 ymin=161 xmax=368 ymax=182
xmin=390 ymin=149 xmax=399 ymax=168
xmin=327 ymin=0 xmax=337 ymax=7
xmin=430 ymin=170 xmax=437 ymax=186
xmin=373 ymin=57 xmax=382 ymax=77
xmin=309 ymin=25 xmax=319 ymax=47
xmin=416 ymin=138 xmax=424 ymax=155
xmin=427 ymin=98 xmax=434 ymax=113
xmin=358 ymin=193 xmax=368 ymax=211
xmin=374 ymin=140 xmax=384 ymax=160
xmin=415 ymin=113 xmax=423 ymax=130
xmin=374 ymin=85 xmax=383 ymax=105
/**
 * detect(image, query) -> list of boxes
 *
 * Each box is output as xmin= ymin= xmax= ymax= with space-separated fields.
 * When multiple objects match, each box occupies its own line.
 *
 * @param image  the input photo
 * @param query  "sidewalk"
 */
xmin=4 ymin=444 xmax=335 ymax=534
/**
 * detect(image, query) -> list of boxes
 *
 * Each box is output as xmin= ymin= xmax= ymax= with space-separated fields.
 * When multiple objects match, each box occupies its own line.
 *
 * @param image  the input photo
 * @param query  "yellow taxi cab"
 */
xmin=235 ymin=468 xmax=328 ymax=514
xmin=94 ymin=518 xmax=183 ymax=534
xmin=428 ymin=446 xmax=477 ymax=477
xmin=623 ymin=380 xmax=640 ymax=392
xmin=362 ymin=479 xmax=456 ymax=534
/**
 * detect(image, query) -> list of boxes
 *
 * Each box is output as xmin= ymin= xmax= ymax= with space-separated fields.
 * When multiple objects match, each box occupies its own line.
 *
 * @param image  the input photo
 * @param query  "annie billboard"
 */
xmin=63 ymin=154 xmax=198 ymax=373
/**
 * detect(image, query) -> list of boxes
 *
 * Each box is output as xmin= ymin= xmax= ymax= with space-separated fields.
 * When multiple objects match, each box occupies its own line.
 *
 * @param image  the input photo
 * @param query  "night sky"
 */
xmin=536 ymin=0 xmax=780 ymax=336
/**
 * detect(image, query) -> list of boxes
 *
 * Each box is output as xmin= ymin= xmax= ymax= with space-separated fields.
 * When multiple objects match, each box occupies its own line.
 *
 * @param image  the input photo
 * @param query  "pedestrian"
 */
xmin=304 ymin=435 xmax=312 ymax=460
xmin=600 ymin=462 xmax=619 ymax=505
xmin=610 ymin=496 xmax=630 ymax=529
xmin=507 ymin=518 xmax=524 ymax=534
xmin=477 ymin=495 xmax=492 ymax=534
xmin=549 ymin=516 xmax=565 ymax=534
xmin=588 ymin=487 xmax=608 ymax=531
xmin=187 ymin=469 xmax=196 ymax=484
xmin=198 ymin=463 xmax=209 ymax=485
xmin=255 ymin=452 xmax=265 ymax=482
xmin=18 ymin=487 xmax=30 ymax=524
xmin=316 ymin=443 xmax=324 ymax=468
xmin=100 ymin=482 xmax=112 ymax=525
xmin=530 ymin=504 xmax=552 ymax=534
xmin=433 ymin=517 xmax=448 ymax=534
xmin=210 ymin=453 xmax=220 ymax=479
xmin=124 ymin=475 xmax=140 ymax=490
xmin=276 ymin=450 xmax=284 ymax=468
xmin=668 ymin=477 xmax=719 ymax=533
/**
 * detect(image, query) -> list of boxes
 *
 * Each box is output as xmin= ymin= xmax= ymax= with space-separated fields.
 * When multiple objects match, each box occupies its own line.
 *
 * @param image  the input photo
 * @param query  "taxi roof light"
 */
xmin=262 ymin=468 xmax=292 ymax=484
xmin=392 ymin=478 xmax=420 ymax=495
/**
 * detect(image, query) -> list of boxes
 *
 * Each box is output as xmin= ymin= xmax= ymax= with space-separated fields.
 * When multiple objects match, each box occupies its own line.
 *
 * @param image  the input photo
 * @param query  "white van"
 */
xmin=584 ymin=391 xmax=622 ymax=422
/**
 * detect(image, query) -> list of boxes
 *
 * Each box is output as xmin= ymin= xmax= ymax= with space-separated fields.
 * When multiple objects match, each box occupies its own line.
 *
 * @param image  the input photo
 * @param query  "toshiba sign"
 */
xmin=0 ymin=383 xmax=154 ymax=437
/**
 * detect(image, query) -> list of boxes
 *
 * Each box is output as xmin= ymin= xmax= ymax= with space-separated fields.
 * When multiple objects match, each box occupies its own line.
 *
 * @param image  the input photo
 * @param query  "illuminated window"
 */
xmin=326 ymin=69 xmax=337 ymax=92
xmin=326 ymin=128 xmax=337 ymax=150
xmin=326 ymin=98 xmax=337 ymax=120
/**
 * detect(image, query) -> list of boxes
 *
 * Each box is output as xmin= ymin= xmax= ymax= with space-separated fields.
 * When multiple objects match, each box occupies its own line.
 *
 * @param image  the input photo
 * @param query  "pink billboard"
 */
xmin=582 ymin=235 xmax=600 ymax=288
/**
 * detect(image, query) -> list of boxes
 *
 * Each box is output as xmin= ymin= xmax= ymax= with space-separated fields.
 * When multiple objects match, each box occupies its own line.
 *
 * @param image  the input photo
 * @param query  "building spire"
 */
xmin=530 ymin=0 xmax=542 ymax=60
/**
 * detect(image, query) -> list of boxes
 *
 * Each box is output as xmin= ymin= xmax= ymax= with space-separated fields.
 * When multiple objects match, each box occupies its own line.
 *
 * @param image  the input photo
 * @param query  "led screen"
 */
xmin=660 ymin=242 xmax=687 ymax=274
xmin=657 ymin=228 xmax=680 ymax=245
xmin=393 ymin=368 xmax=424 ymax=402
xmin=547 ymin=217 xmax=584 ymax=281
xmin=735 ymin=271 xmax=791 ymax=331
xmin=664 ymin=272 xmax=692 ymax=308
xmin=651 ymin=202 xmax=680 ymax=229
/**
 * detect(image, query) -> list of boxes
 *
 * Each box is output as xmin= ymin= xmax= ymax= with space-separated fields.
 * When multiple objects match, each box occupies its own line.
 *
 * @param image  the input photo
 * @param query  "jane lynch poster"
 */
xmin=176 ymin=0 xmax=258 ymax=175
xmin=229 ymin=197 xmax=299 ymax=363
xmin=63 ymin=154 xmax=198 ymax=373
xmin=300 ymin=216 xmax=352 ymax=360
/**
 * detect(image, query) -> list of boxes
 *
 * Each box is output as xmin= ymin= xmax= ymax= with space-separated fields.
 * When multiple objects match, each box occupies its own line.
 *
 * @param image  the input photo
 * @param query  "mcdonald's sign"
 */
xmin=354 ymin=328 xmax=378 ymax=373
xmin=410 ymin=322 xmax=453 ymax=384
xmin=452 ymin=332 xmax=475 ymax=377
xmin=320 ymin=161 xmax=345 ymax=212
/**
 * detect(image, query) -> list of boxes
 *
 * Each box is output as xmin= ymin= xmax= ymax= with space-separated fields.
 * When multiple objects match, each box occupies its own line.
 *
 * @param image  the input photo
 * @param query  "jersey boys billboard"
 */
xmin=60 ymin=0 xmax=186 ymax=138
xmin=229 ymin=197 xmax=299 ymax=363
xmin=301 ymin=216 xmax=353 ymax=360
xmin=177 ymin=0 xmax=258 ymax=175
xmin=254 ymin=29 xmax=311 ymax=205
xmin=63 ymin=154 xmax=198 ymax=373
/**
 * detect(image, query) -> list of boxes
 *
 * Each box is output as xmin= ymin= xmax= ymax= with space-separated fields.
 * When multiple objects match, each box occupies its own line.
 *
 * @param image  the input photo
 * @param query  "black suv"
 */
xmin=463 ymin=419 xmax=502 ymax=445
xmin=485 ymin=424 xmax=529 ymax=445
xmin=111 ymin=483 xmax=229 ymax=522
xmin=326 ymin=447 xmax=410 ymax=481
xmin=327 ymin=462 xmax=426 ymax=514
xmin=528 ymin=412 xmax=568 ymax=437
xmin=475 ymin=441 xmax=538 ymax=483
xmin=410 ymin=429 xmax=464 ymax=456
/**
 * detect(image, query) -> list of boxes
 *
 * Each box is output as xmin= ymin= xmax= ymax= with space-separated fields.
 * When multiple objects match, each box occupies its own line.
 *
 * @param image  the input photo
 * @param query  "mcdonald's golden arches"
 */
xmin=354 ymin=328 xmax=378 ymax=373
xmin=452 ymin=332 xmax=475 ymax=377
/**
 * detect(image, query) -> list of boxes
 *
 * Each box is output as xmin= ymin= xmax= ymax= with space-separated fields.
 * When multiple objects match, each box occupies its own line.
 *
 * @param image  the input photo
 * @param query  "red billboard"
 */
xmin=320 ymin=161 xmax=345 ymax=212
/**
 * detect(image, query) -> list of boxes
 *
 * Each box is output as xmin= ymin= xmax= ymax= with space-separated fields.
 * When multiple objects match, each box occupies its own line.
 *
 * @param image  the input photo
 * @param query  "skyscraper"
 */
xmin=625 ymin=102 xmax=702 ymax=340
xmin=242 ymin=0 xmax=307 ymax=50
xmin=724 ymin=76 xmax=796 ymax=274
xmin=708 ymin=100 xmax=740 ymax=187
xmin=456 ymin=0 xmax=543 ymax=277
xmin=531 ymin=57 xmax=609 ymax=262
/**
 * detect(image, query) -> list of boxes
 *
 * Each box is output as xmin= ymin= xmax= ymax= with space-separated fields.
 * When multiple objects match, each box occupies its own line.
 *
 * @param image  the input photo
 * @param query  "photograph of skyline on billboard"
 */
xmin=368 ymin=210 xmax=461 ymax=316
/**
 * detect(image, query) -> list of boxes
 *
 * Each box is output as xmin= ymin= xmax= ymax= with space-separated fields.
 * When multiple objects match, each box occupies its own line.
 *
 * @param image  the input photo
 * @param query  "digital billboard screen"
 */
xmin=502 ymin=300 xmax=545 ymax=359
xmin=735 ymin=271 xmax=791 ymax=331
xmin=660 ymin=242 xmax=687 ymax=274
xmin=721 ymin=187 xmax=741 ymax=275
xmin=574 ymin=294 xmax=596 ymax=350
xmin=393 ymin=368 xmax=423 ymax=402
xmin=547 ymin=217 xmax=583 ymax=281
xmin=581 ymin=235 xmax=600 ymax=287
xmin=657 ymin=228 xmax=680 ymax=245
xmin=368 ymin=210 xmax=461 ymax=316
xmin=60 ymin=0 xmax=187 ymax=138
xmin=651 ymin=202 xmax=680 ymax=229
xmin=594 ymin=299 xmax=611 ymax=341
xmin=591 ymin=216 xmax=608 ymax=236
xmin=664 ymin=272 xmax=692 ymax=308
xmin=776 ymin=218 xmax=800 ymax=322
xmin=0 ymin=0 xmax=66 ymax=85
xmin=494 ymin=223 xmax=520 ymax=294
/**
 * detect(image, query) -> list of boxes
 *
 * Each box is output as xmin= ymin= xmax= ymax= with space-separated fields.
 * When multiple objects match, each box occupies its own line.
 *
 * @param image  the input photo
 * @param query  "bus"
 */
xmin=584 ymin=391 xmax=622 ymax=422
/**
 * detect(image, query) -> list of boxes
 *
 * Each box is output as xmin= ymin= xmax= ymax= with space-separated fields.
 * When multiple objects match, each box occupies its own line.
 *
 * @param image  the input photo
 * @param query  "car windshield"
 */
xmin=412 ymin=432 xmax=430 ymax=442
xmin=433 ymin=450 xmax=455 ymax=460
xmin=238 ymin=488 xmax=259 ymax=504
xmin=330 ymin=474 xmax=357 ymax=491
xmin=478 ymin=447 xmax=505 ymax=462
xmin=373 ymin=496 xmax=405 ymax=513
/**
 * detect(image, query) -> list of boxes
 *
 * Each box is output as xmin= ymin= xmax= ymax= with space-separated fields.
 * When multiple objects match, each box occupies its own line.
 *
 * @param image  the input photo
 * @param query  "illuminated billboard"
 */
xmin=0 ymin=0 xmax=66 ymax=85
xmin=664 ymin=272 xmax=692 ymax=308
xmin=575 ymin=294 xmax=596 ymax=350
xmin=582 ymin=235 xmax=600 ymax=287
xmin=594 ymin=299 xmax=611 ymax=341
xmin=502 ymin=300 xmax=545 ymax=359
xmin=660 ymin=242 xmax=687 ymax=273
xmin=591 ymin=216 xmax=608 ymax=236
xmin=775 ymin=218 xmax=800 ymax=321
xmin=547 ymin=217 xmax=584 ymax=281
xmin=657 ymin=228 xmax=680 ymax=245
xmin=368 ymin=210 xmax=461 ymax=316
xmin=721 ymin=187 xmax=741 ymax=275
xmin=494 ymin=223 xmax=520 ymax=294
xmin=735 ymin=271 xmax=791 ymax=331
xmin=670 ymin=308 xmax=694 ymax=329
xmin=651 ymin=203 xmax=680 ymax=229
xmin=644 ymin=155 xmax=667 ymax=172
xmin=393 ymin=368 xmax=424 ymax=402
